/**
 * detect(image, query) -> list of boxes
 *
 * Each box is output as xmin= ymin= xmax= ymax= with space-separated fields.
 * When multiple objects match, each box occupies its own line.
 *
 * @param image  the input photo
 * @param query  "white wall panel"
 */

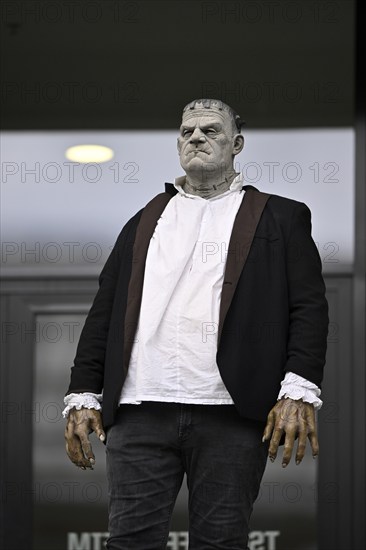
xmin=1 ymin=129 xmax=354 ymax=274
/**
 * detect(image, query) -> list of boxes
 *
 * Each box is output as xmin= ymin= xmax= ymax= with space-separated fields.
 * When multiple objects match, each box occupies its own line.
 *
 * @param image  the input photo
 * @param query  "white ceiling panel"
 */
xmin=1 ymin=128 xmax=354 ymax=275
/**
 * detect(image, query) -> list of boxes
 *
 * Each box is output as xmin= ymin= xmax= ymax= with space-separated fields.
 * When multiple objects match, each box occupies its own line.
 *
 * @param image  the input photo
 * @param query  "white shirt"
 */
xmin=63 ymin=174 xmax=322 ymax=417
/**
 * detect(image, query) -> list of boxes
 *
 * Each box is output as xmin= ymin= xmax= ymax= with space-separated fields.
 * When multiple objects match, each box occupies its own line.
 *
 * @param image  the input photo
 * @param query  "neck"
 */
xmin=183 ymin=169 xmax=239 ymax=199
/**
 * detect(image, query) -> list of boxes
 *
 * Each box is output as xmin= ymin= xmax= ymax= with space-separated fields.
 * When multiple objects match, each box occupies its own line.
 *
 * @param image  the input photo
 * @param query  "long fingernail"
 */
xmin=282 ymin=462 xmax=287 ymax=468
xmin=262 ymin=436 xmax=266 ymax=443
xmin=99 ymin=434 xmax=105 ymax=442
xmin=296 ymin=459 xmax=300 ymax=465
xmin=313 ymin=454 xmax=318 ymax=459
xmin=90 ymin=458 xmax=95 ymax=465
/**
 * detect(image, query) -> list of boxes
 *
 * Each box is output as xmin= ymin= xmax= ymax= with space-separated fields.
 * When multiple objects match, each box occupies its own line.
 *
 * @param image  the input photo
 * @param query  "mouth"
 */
xmin=190 ymin=149 xmax=208 ymax=155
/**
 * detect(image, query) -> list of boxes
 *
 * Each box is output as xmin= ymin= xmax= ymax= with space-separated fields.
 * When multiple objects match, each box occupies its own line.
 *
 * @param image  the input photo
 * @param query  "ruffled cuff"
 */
xmin=277 ymin=371 xmax=323 ymax=410
xmin=62 ymin=392 xmax=103 ymax=418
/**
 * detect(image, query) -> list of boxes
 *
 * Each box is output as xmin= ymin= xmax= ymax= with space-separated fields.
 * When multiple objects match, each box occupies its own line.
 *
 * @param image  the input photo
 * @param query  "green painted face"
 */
xmin=177 ymin=108 xmax=243 ymax=180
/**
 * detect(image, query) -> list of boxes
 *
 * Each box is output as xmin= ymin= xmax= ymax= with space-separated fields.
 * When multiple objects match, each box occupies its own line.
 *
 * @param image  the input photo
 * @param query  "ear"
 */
xmin=177 ymin=137 xmax=182 ymax=153
xmin=233 ymin=134 xmax=244 ymax=156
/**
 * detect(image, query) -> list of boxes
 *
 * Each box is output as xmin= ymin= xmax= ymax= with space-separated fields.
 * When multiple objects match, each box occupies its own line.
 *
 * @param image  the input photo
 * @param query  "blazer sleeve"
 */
xmin=65 ymin=211 xmax=142 ymax=395
xmin=284 ymin=202 xmax=329 ymax=387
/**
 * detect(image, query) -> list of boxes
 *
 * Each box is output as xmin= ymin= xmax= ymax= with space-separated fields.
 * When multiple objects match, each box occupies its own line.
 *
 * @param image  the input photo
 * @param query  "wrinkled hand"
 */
xmin=262 ymin=398 xmax=318 ymax=468
xmin=65 ymin=408 xmax=106 ymax=470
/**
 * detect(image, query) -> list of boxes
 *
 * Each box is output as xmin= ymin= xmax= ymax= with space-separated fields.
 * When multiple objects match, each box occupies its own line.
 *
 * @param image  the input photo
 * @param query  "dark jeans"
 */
xmin=105 ymin=401 xmax=269 ymax=550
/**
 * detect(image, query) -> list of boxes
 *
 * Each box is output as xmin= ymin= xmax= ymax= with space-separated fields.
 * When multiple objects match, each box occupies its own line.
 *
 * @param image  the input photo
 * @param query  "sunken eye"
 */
xmin=181 ymin=128 xmax=217 ymax=137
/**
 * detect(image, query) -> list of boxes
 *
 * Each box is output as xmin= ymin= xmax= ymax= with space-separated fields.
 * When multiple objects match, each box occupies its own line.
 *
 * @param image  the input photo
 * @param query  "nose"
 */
xmin=189 ymin=128 xmax=205 ymax=144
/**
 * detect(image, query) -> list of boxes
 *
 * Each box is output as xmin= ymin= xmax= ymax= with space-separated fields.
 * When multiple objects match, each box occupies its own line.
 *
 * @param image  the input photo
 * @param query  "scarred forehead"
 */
xmin=180 ymin=98 xmax=243 ymax=133
xmin=181 ymin=109 xmax=230 ymax=128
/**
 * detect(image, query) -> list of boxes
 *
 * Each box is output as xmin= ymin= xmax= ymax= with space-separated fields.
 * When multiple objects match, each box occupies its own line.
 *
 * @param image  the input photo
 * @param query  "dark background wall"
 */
xmin=1 ymin=0 xmax=355 ymax=130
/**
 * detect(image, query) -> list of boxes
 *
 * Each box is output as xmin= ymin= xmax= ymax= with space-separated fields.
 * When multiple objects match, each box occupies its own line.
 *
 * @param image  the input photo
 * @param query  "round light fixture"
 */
xmin=65 ymin=144 xmax=114 ymax=163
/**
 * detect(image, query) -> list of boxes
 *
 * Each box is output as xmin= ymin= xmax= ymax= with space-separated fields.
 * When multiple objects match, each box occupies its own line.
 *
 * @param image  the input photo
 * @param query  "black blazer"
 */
xmin=66 ymin=184 xmax=329 ymax=429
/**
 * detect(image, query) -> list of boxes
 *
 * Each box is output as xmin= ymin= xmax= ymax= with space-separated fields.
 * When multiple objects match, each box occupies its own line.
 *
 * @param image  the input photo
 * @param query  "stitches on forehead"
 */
xmin=183 ymin=98 xmax=226 ymax=112
xmin=181 ymin=110 xmax=226 ymax=123
xmin=182 ymin=98 xmax=243 ymax=132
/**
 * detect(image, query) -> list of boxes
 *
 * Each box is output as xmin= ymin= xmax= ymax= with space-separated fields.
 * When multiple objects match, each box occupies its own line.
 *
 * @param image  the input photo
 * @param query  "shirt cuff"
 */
xmin=62 ymin=392 xmax=103 ymax=418
xmin=277 ymin=371 xmax=323 ymax=410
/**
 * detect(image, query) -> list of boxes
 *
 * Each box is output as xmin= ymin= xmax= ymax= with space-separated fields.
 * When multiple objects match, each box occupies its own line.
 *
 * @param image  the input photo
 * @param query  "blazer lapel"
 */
xmin=217 ymin=187 xmax=271 ymax=347
xmin=123 ymin=191 xmax=174 ymax=375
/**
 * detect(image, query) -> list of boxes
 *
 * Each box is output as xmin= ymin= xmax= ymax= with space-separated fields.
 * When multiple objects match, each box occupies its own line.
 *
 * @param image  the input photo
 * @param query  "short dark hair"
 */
xmin=182 ymin=98 xmax=245 ymax=133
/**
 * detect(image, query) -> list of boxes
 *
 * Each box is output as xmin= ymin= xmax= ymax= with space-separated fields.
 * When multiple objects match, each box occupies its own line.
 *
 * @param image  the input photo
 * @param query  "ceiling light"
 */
xmin=65 ymin=144 xmax=114 ymax=163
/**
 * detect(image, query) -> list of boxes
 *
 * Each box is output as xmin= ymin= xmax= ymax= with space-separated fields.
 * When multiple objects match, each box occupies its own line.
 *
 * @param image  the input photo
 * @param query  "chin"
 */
xmin=181 ymin=158 xmax=206 ymax=172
